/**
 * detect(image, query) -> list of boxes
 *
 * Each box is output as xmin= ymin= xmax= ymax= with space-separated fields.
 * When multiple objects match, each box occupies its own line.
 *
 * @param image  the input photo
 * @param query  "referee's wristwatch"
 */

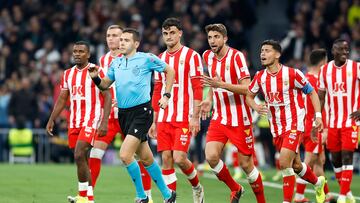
xmin=163 ymin=92 xmax=171 ymax=99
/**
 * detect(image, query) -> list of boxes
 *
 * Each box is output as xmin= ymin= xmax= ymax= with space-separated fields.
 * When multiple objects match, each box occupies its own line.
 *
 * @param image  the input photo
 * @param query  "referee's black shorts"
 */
xmin=118 ymin=102 xmax=153 ymax=142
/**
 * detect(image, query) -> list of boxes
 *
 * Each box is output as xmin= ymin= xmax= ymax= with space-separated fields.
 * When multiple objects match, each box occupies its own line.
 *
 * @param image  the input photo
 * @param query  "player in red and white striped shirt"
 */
xmin=87 ymin=25 xmax=153 ymax=202
xmin=246 ymin=40 xmax=326 ymax=203
xmin=149 ymin=18 xmax=204 ymax=203
xmin=318 ymin=39 xmax=360 ymax=203
xmin=46 ymin=41 xmax=111 ymax=203
xmin=200 ymin=24 xmax=265 ymax=203
xmin=294 ymin=49 xmax=333 ymax=202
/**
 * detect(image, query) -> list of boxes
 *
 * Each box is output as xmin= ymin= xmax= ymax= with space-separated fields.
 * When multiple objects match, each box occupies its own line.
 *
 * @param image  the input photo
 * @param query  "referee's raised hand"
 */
xmin=88 ymin=65 xmax=99 ymax=78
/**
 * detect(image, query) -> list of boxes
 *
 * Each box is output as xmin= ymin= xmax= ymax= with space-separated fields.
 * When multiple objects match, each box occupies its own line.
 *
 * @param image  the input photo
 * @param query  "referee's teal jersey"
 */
xmin=107 ymin=52 xmax=167 ymax=108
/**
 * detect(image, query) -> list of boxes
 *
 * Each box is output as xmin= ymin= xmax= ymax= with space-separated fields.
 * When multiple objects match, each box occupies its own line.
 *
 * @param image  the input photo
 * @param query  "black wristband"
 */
xmin=163 ymin=92 xmax=171 ymax=98
xmin=92 ymin=76 xmax=101 ymax=86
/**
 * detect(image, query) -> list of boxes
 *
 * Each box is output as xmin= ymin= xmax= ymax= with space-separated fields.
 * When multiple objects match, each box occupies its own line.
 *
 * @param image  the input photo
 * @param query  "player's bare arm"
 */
xmin=189 ymin=86 xmax=202 ymax=136
xmin=318 ymin=89 xmax=326 ymax=111
xmin=199 ymin=87 xmax=213 ymax=120
xmin=97 ymin=90 xmax=111 ymax=137
xmin=246 ymin=90 xmax=268 ymax=115
xmin=308 ymin=90 xmax=324 ymax=133
xmin=88 ymin=66 xmax=114 ymax=90
xmin=46 ymin=89 xmax=69 ymax=136
xmin=158 ymin=64 xmax=175 ymax=109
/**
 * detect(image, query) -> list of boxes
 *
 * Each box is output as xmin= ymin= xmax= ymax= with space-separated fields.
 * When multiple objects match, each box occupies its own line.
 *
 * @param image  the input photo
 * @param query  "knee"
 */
xmin=206 ymin=152 xmax=220 ymax=168
xmin=74 ymin=149 xmax=86 ymax=163
xmin=119 ymin=151 xmax=132 ymax=165
xmin=342 ymin=154 xmax=353 ymax=165
xmin=239 ymin=157 xmax=253 ymax=172
xmin=278 ymin=159 xmax=290 ymax=170
xmin=292 ymin=161 xmax=303 ymax=173
xmin=173 ymin=153 xmax=187 ymax=167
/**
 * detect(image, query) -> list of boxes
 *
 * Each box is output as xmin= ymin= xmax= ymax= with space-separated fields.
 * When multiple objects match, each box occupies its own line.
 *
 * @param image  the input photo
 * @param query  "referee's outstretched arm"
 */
xmin=88 ymin=66 xmax=114 ymax=90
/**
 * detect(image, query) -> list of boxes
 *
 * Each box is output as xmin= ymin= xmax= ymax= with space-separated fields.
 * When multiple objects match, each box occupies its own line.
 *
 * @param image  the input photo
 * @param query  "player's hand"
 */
xmin=255 ymin=103 xmax=268 ymax=115
xmin=189 ymin=116 xmax=200 ymax=136
xmin=158 ymin=96 xmax=169 ymax=109
xmin=97 ymin=121 xmax=108 ymax=137
xmin=148 ymin=122 xmax=157 ymax=139
xmin=314 ymin=117 xmax=323 ymax=132
xmin=310 ymin=127 xmax=319 ymax=143
xmin=198 ymin=99 xmax=212 ymax=120
xmin=88 ymin=65 xmax=99 ymax=79
xmin=46 ymin=120 xmax=54 ymax=136
xmin=201 ymin=74 xmax=223 ymax=88
xmin=350 ymin=110 xmax=360 ymax=121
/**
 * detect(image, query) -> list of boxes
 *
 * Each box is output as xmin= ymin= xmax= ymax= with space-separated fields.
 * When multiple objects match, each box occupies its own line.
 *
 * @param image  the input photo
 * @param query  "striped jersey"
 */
xmin=248 ymin=65 xmax=308 ymax=136
xmin=60 ymin=63 xmax=105 ymax=129
xmin=203 ymin=47 xmax=252 ymax=127
xmin=99 ymin=51 xmax=122 ymax=119
xmin=318 ymin=59 xmax=360 ymax=128
xmin=153 ymin=46 xmax=203 ymax=123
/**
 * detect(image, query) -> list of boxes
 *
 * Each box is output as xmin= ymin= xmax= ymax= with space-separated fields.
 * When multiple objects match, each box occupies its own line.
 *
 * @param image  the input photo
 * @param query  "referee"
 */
xmin=88 ymin=28 xmax=176 ymax=203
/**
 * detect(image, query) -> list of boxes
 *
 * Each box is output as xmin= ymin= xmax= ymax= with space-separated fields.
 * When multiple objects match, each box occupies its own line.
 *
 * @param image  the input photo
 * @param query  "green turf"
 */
xmin=0 ymin=164 xmax=359 ymax=202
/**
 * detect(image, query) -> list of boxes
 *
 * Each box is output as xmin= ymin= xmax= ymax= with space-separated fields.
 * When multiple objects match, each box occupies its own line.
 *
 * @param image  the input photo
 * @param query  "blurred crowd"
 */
xmin=0 ymin=0 xmax=359 ymax=167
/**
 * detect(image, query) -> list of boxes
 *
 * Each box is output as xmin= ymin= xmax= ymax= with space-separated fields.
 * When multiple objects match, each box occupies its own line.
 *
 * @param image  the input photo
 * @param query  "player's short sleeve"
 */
xmin=294 ymin=69 xmax=309 ymax=89
xmin=147 ymin=53 xmax=167 ymax=72
xmin=248 ymin=71 xmax=260 ymax=94
xmin=318 ymin=65 xmax=326 ymax=90
xmin=234 ymin=52 xmax=250 ymax=80
xmin=60 ymin=70 xmax=68 ymax=90
xmin=107 ymin=59 xmax=117 ymax=81
xmin=189 ymin=52 xmax=203 ymax=77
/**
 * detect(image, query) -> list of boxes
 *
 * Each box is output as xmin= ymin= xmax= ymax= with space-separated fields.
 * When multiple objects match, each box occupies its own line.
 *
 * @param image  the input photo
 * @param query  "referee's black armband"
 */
xmin=92 ymin=76 xmax=102 ymax=86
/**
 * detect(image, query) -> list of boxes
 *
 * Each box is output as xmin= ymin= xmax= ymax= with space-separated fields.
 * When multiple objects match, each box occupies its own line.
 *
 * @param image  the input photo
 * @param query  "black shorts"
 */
xmin=118 ymin=102 xmax=153 ymax=142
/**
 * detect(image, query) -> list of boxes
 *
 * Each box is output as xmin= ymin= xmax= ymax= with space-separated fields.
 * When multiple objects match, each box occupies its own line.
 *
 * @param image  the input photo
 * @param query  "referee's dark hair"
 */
xmin=309 ymin=49 xmax=327 ymax=66
xmin=123 ymin=28 xmax=141 ymax=42
xmin=261 ymin=39 xmax=282 ymax=54
xmin=74 ymin=41 xmax=90 ymax=52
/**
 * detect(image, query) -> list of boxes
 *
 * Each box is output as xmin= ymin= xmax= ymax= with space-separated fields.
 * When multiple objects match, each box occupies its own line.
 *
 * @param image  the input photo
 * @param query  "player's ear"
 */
xmin=224 ymin=35 xmax=228 ymax=44
xmin=179 ymin=30 xmax=183 ymax=38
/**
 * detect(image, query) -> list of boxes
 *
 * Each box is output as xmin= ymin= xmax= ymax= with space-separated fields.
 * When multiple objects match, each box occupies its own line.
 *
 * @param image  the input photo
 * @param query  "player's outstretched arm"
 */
xmin=88 ymin=66 xmax=113 ymax=90
xmin=97 ymin=90 xmax=111 ymax=137
xmin=46 ymin=90 xmax=69 ymax=136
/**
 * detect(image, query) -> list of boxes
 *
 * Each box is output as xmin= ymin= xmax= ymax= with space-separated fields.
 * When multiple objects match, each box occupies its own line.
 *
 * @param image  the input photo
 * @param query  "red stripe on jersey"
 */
xmin=99 ymin=51 xmax=121 ymax=119
xmin=318 ymin=60 xmax=360 ymax=128
xmin=203 ymin=48 xmax=252 ymax=126
xmin=80 ymin=70 xmax=87 ymax=126
xmin=155 ymin=46 xmax=203 ymax=123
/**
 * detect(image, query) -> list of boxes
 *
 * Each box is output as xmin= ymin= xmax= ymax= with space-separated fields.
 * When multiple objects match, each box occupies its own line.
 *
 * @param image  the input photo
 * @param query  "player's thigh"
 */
xmin=68 ymin=128 xmax=81 ymax=149
xmin=341 ymin=126 xmax=359 ymax=151
xmin=326 ymin=128 xmax=341 ymax=152
xmin=157 ymin=122 xmax=174 ymax=152
xmin=228 ymin=125 xmax=254 ymax=156
xmin=173 ymin=123 xmax=191 ymax=153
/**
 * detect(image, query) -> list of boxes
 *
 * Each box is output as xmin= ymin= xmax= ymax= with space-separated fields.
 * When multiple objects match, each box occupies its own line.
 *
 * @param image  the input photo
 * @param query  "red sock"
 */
xmin=181 ymin=164 xmax=199 ymax=187
xmin=138 ymin=161 xmax=152 ymax=191
xmin=324 ymin=182 xmax=330 ymax=194
xmin=232 ymin=151 xmax=239 ymax=168
xmin=89 ymin=157 xmax=101 ymax=187
xmin=298 ymin=164 xmax=318 ymax=185
xmin=216 ymin=163 xmax=240 ymax=192
xmin=249 ymin=172 xmax=265 ymax=203
xmin=340 ymin=166 xmax=353 ymax=195
xmin=283 ymin=175 xmax=296 ymax=202
xmin=78 ymin=182 xmax=88 ymax=197
xmin=334 ymin=167 xmax=342 ymax=186
xmin=162 ymin=168 xmax=177 ymax=191
xmin=296 ymin=182 xmax=306 ymax=195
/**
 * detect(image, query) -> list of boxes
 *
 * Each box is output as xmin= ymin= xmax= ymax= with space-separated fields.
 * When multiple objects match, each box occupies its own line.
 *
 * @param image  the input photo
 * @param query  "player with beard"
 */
xmin=200 ymin=23 xmax=266 ymax=203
